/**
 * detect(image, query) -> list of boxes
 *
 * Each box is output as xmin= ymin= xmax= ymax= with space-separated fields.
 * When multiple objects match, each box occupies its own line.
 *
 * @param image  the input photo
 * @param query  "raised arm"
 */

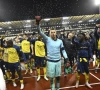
xmin=37 ymin=25 xmax=48 ymax=40
xmin=35 ymin=16 xmax=48 ymax=40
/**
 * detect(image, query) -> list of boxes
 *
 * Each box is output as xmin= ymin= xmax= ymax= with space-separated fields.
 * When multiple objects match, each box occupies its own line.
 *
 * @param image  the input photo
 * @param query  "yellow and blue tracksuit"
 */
xmin=21 ymin=39 xmax=31 ymax=72
xmin=94 ymin=27 xmax=100 ymax=67
xmin=73 ymin=37 xmax=92 ymax=82
xmin=7 ymin=45 xmax=24 ymax=84
xmin=34 ymin=40 xmax=46 ymax=66
xmin=21 ymin=39 xmax=31 ymax=62
xmin=31 ymin=39 xmax=47 ymax=78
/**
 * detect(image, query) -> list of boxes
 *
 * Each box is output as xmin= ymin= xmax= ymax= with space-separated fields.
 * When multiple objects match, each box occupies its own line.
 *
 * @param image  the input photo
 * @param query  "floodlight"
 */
xmin=26 ymin=20 xmax=31 ymax=22
xmin=44 ymin=18 xmax=50 ymax=21
xmin=62 ymin=17 xmax=69 ymax=20
xmin=95 ymin=0 xmax=100 ymax=5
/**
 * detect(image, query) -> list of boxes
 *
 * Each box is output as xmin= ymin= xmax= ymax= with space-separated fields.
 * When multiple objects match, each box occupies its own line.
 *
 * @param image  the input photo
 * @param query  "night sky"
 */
xmin=0 ymin=0 xmax=99 ymax=21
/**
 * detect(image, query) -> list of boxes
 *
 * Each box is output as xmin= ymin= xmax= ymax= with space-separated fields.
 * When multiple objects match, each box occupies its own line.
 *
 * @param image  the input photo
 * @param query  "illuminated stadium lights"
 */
xmin=78 ymin=21 xmax=83 ymax=23
xmin=44 ymin=18 xmax=50 ymax=21
xmin=9 ymin=27 xmax=12 ymax=29
xmin=62 ymin=17 xmax=69 ymax=20
xmin=6 ymin=21 xmax=11 ymax=24
xmin=26 ymin=20 xmax=31 ymax=22
xmin=0 ymin=28 xmax=2 ymax=29
xmin=95 ymin=0 xmax=100 ymax=5
xmin=62 ymin=21 xmax=69 ymax=24
xmin=88 ymin=20 xmax=94 ymax=22
xmin=95 ymin=0 xmax=100 ymax=14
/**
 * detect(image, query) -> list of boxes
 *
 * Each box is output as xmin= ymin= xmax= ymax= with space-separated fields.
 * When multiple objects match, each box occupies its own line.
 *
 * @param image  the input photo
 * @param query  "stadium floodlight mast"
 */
xmin=95 ymin=0 xmax=100 ymax=14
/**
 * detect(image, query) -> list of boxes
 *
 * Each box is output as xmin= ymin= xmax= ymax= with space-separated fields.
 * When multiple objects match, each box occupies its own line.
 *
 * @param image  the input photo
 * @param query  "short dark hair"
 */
xmin=7 ymin=40 xmax=13 ymax=47
xmin=33 ymin=32 xmax=36 ymax=35
xmin=77 ymin=32 xmax=85 ymax=37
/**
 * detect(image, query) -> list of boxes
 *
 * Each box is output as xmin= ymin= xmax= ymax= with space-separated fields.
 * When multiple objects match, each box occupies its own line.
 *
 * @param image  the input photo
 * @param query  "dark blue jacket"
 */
xmin=72 ymin=37 xmax=92 ymax=58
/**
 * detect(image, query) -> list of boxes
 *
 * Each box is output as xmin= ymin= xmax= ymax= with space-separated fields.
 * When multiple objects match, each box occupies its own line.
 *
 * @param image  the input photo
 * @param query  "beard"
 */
xmin=51 ymin=35 xmax=56 ymax=40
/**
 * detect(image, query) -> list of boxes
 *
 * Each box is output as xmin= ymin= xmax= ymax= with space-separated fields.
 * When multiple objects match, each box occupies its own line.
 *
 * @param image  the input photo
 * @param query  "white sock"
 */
xmin=13 ymin=82 xmax=17 ymax=87
xmin=37 ymin=76 xmax=41 ymax=81
xmin=75 ymin=81 xmax=79 ymax=88
xmin=30 ymin=69 xmax=33 ymax=74
xmin=85 ymin=82 xmax=92 ymax=88
xmin=20 ymin=84 xmax=24 ymax=89
xmin=44 ymin=76 xmax=49 ymax=81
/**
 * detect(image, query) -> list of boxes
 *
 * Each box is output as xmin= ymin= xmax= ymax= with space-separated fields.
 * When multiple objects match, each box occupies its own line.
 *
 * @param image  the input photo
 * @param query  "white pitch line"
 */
xmin=90 ymin=72 xmax=100 ymax=81
xmin=46 ymin=82 xmax=100 ymax=90
xmin=89 ymin=68 xmax=100 ymax=70
xmin=7 ymin=74 xmax=46 ymax=80
xmin=23 ymin=74 xmax=46 ymax=78
xmin=7 ymin=68 xmax=100 ymax=80
xmin=23 ymin=76 xmax=37 ymax=78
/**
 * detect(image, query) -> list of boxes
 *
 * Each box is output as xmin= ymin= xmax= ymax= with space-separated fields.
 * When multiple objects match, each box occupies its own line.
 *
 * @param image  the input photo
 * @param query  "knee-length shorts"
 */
xmin=46 ymin=60 xmax=61 ymax=78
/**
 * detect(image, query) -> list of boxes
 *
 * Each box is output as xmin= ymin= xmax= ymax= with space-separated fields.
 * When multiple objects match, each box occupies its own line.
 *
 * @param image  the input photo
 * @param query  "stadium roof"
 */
xmin=0 ymin=14 xmax=100 ymax=36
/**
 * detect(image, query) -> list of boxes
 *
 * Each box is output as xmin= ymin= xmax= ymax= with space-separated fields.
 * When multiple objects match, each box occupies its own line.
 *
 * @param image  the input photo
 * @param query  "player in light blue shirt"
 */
xmin=36 ymin=16 xmax=68 ymax=90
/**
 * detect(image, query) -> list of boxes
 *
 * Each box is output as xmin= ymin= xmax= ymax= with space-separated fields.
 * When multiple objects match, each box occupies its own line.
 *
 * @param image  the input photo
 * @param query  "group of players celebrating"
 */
xmin=0 ymin=16 xmax=100 ymax=90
